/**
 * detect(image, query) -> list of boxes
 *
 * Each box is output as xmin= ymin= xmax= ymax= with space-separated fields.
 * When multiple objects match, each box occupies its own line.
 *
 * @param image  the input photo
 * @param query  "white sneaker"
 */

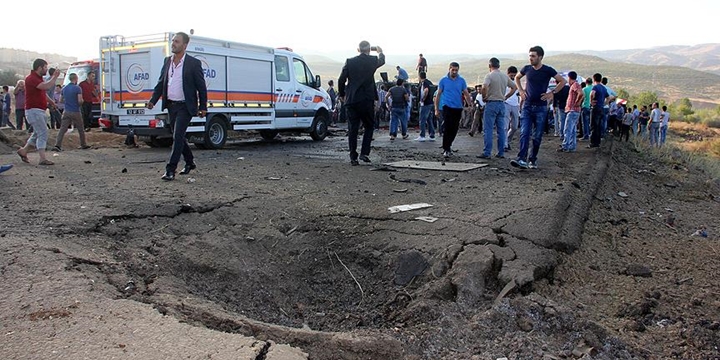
xmin=415 ymin=136 xmax=426 ymax=142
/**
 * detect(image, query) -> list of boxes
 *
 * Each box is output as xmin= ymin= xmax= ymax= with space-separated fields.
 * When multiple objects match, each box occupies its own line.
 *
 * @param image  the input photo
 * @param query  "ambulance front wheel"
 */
xmin=309 ymin=113 xmax=329 ymax=141
xmin=204 ymin=117 xmax=227 ymax=149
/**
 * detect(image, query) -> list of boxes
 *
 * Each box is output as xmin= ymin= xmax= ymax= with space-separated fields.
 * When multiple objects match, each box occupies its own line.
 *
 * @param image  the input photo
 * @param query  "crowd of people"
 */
xmin=1 ymin=59 xmax=95 ymax=167
xmin=2 ymin=42 xmax=673 ymax=174
xmin=334 ymin=44 xmax=672 ymax=168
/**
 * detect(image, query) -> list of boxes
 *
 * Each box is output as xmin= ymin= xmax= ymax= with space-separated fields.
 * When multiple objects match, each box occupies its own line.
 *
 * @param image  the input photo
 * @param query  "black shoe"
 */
xmin=359 ymin=155 xmax=371 ymax=163
xmin=179 ymin=163 xmax=197 ymax=175
xmin=161 ymin=171 xmax=175 ymax=181
xmin=350 ymin=159 xmax=359 ymax=166
xmin=476 ymin=154 xmax=490 ymax=159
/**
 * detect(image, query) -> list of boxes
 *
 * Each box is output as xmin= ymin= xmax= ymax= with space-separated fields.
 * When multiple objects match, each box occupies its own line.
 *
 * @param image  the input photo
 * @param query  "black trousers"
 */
xmin=442 ymin=106 xmax=463 ymax=152
xmin=346 ymin=101 xmax=374 ymax=160
xmin=166 ymin=102 xmax=194 ymax=172
xmin=81 ymin=102 xmax=93 ymax=129
xmin=590 ymin=106 xmax=604 ymax=147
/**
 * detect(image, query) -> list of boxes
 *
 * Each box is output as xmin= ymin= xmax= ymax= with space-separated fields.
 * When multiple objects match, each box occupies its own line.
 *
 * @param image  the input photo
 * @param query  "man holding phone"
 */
xmin=337 ymin=41 xmax=385 ymax=166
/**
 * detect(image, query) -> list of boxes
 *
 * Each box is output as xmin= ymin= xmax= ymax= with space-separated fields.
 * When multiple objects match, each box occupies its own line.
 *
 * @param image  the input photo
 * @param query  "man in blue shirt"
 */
xmin=434 ymin=62 xmax=473 ymax=158
xmin=395 ymin=66 xmax=409 ymax=81
xmin=589 ymin=73 xmax=608 ymax=148
xmin=510 ymin=46 xmax=566 ymax=169
xmin=53 ymin=73 xmax=89 ymax=151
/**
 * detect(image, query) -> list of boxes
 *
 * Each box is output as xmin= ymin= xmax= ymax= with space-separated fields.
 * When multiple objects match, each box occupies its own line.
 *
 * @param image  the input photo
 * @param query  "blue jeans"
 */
xmin=563 ymin=111 xmax=580 ymax=151
xmin=590 ymin=106 xmax=604 ymax=147
xmin=517 ymin=104 xmax=547 ymax=163
xmin=631 ymin=118 xmax=638 ymax=135
xmin=581 ymin=107 xmax=591 ymax=139
xmin=419 ymin=104 xmax=435 ymax=138
xmin=639 ymin=123 xmax=647 ymax=138
xmin=554 ymin=109 xmax=566 ymax=139
xmin=390 ymin=107 xmax=407 ymax=136
xmin=482 ymin=101 xmax=506 ymax=157
xmin=660 ymin=125 xmax=667 ymax=145
xmin=649 ymin=122 xmax=661 ymax=147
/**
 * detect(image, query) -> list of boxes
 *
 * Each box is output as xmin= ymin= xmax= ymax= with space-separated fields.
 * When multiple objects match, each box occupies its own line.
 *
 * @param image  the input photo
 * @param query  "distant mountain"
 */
xmin=575 ymin=43 xmax=720 ymax=75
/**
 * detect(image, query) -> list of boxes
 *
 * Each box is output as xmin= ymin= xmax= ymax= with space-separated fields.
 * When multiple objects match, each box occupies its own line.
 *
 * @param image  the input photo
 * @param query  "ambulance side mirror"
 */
xmin=315 ymin=75 xmax=321 ymax=89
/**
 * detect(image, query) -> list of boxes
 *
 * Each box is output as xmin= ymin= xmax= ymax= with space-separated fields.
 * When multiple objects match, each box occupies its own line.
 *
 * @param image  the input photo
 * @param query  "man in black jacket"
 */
xmin=338 ymin=41 xmax=384 ymax=165
xmin=148 ymin=32 xmax=208 ymax=181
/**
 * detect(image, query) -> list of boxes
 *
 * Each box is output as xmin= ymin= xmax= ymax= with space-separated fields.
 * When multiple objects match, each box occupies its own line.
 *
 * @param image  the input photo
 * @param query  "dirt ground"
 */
xmin=0 ymin=124 xmax=718 ymax=360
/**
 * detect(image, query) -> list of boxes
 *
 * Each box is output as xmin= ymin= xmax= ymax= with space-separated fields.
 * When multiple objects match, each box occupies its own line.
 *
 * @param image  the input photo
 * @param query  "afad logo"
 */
xmin=194 ymin=55 xmax=217 ymax=88
xmin=125 ymin=63 xmax=149 ymax=94
xmin=300 ymin=90 xmax=314 ymax=108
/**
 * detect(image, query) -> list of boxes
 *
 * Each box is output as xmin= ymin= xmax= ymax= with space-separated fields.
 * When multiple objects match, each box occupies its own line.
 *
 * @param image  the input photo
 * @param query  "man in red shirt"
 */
xmin=17 ymin=58 xmax=60 ymax=165
xmin=79 ymin=72 xmax=98 ymax=131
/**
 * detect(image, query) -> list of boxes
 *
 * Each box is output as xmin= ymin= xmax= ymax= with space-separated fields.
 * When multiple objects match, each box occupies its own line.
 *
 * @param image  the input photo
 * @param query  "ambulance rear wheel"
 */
xmin=204 ymin=117 xmax=227 ymax=149
xmin=309 ymin=113 xmax=329 ymax=141
xmin=259 ymin=130 xmax=279 ymax=141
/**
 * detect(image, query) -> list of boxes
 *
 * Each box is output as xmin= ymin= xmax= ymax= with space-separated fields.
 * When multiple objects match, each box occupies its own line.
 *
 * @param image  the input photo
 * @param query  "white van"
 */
xmin=98 ymin=33 xmax=332 ymax=149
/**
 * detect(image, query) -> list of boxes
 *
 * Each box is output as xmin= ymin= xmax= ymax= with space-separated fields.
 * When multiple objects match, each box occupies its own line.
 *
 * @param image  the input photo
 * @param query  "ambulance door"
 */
xmin=273 ymin=55 xmax=297 ymax=128
xmin=291 ymin=57 xmax=317 ymax=127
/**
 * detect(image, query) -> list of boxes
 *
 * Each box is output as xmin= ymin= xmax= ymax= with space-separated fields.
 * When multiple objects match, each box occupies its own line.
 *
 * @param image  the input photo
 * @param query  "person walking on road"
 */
xmin=53 ymin=73 xmax=89 ymax=151
xmin=148 ymin=32 xmax=208 ymax=181
xmin=434 ymin=62 xmax=473 ymax=158
xmin=478 ymin=57 xmax=516 ymax=159
xmin=337 ymin=41 xmax=385 ymax=166
xmin=510 ymin=46 xmax=566 ymax=169
xmin=17 ymin=58 xmax=60 ymax=165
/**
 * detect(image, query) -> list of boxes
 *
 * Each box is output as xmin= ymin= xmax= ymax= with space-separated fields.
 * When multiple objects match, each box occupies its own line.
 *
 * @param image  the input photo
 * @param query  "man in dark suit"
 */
xmin=338 ymin=41 xmax=384 ymax=166
xmin=148 ymin=32 xmax=208 ymax=181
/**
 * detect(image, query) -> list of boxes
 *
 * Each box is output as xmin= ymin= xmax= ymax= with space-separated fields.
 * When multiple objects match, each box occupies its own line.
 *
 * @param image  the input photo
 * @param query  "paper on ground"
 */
xmin=388 ymin=203 xmax=433 ymax=213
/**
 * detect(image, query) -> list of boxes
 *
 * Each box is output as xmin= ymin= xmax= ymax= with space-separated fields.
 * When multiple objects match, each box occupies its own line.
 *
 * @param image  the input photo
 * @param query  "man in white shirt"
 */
xmin=660 ymin=105 xmax=670 ymax=145
xmin=504 ymin=66 xmax=521 ymax=151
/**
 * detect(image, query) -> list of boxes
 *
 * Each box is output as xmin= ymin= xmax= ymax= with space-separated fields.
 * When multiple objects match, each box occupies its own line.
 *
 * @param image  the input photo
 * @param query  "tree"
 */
xmin=631 ymin=91 xmax=658 ymax=108
xmin=674 ymin=98 xmax=694 ymax=116
xmin=616 ymin=88 xmax=631 ymax=101
xmin=0 ymin=69 xmax=21 ymax=87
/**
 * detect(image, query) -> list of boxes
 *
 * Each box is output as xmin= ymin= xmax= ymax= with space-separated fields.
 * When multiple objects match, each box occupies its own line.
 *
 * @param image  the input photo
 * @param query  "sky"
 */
xmin=3 ymin=0 xmax=718 ymax=62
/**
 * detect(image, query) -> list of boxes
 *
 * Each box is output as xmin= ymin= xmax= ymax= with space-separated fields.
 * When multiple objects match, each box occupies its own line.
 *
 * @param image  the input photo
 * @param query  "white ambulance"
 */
xmin=98 ymin=33 xmax=332 ymax=149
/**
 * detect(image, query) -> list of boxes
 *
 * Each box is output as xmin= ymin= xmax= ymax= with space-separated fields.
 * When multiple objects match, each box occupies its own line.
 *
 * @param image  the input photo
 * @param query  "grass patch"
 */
xmin=636 ymin=122 xmax=720 ymax=180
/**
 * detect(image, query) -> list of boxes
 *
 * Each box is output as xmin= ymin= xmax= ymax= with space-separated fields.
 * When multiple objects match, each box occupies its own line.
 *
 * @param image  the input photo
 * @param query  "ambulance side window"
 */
xmin=275 ymin=56 xmax=290 ymax=82
xmin=293 ymin=59 xmax=313 ymax=87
